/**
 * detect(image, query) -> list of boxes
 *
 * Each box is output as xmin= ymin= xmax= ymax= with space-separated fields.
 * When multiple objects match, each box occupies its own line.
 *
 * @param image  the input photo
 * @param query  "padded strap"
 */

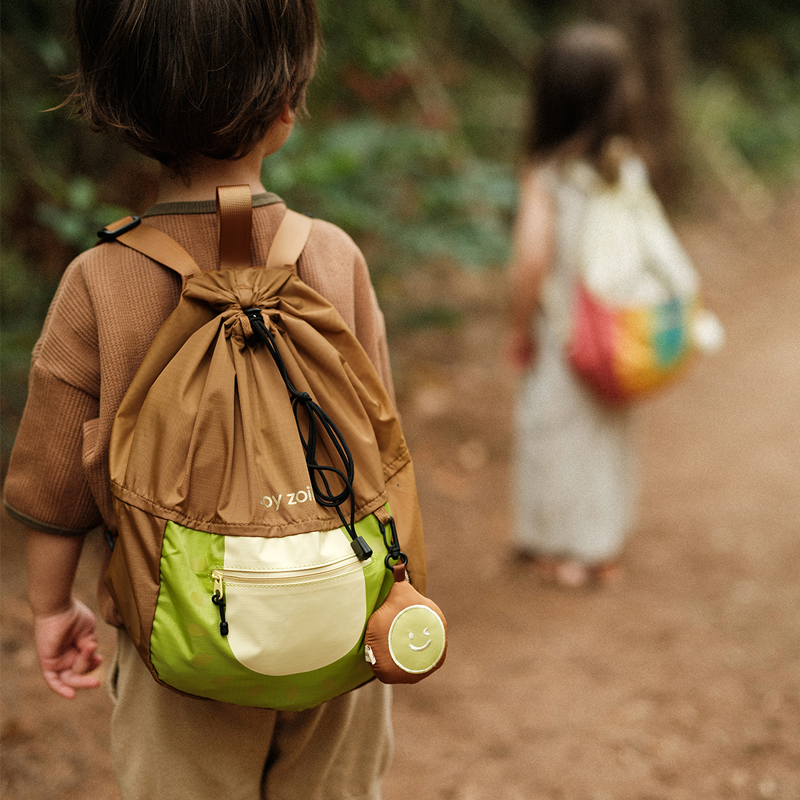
xmin=104 ymin=216 xmax=202 ymax=283
xmin=216 ymin=185 xmax=252 ymax=270
xmin=266 ymin=209 xmax=313 ymax=271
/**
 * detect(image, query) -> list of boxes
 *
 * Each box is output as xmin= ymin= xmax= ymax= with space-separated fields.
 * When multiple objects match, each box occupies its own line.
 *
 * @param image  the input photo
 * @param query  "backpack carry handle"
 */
xmin=216 ymin=184 xmax=313 ymax=272
xmin=216 ymin=185 xmax=253 ymax=270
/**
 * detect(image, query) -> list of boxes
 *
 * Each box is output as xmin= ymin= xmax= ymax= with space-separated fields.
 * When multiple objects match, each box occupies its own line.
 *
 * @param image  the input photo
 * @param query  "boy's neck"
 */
xmin=155 ymin=151 xmax=268 ymax=205
xmin=154 ymin=108 xmax=294 ymax=206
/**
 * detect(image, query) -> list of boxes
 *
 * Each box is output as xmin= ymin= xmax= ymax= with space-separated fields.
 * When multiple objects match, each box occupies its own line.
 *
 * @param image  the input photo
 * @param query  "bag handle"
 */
xmin=266 ymin=209 xmax=313 ymax=271
xmin=216 ymin=185 xmax=313 ymax=271
xmin=216 ymin=185 xmax=253 ymax=270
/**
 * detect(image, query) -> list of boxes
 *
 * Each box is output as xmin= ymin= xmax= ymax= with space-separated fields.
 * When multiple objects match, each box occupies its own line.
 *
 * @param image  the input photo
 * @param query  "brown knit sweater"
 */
xmin=4 ymin=194 xmax=395 ymax=537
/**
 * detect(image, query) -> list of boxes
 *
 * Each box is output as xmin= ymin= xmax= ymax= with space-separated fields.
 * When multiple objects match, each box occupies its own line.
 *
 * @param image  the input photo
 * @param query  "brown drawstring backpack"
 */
xmin=100 ymin=186 xmax=445 ymax=710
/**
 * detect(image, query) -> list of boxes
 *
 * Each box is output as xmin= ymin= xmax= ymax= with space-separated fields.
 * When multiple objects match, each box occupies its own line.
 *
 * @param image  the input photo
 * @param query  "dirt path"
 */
xmin=3 ymin=195 xmax=800 ymax=800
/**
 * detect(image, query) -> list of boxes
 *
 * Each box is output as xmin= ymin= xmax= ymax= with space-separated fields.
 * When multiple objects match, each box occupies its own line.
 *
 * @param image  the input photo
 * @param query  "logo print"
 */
xmin=260 ymin=486 xmax=316 ymax=510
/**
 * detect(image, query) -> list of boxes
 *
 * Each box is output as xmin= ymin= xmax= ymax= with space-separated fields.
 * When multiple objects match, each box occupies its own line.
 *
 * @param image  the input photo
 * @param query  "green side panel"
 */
xmin=149 ymin=515 xmax=393 ymax=710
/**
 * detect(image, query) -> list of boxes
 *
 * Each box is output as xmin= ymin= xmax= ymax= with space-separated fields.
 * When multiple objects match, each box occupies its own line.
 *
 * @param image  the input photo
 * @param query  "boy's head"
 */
xmin=74 ymin=0 xmax=321 ymax=174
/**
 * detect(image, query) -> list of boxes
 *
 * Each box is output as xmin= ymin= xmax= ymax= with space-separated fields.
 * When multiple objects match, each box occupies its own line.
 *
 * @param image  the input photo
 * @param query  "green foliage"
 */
xmin=687 ymin=70 xmax=800 ymax=183
xmin=35 ymin=178 xmax=129 ymax=251
xmin=265 ymin=119 xmax=517 ymax=274
xmin=393 ymin=304 xmax=463 ymax=332
xmin=0 ymin=249 xmax=56 ymax=462
xmin=287 ymin=0 xmax=537 ymax=277
xmin=682 ymin=0 xmax=800 ymax=180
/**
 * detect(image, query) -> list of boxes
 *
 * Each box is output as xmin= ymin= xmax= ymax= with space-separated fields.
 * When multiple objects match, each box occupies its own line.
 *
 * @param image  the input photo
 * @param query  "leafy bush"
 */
xmin=266 ymin=118 xmax=517 ymax=275
xmin=682 ymin=0 xmax=800 ymax=181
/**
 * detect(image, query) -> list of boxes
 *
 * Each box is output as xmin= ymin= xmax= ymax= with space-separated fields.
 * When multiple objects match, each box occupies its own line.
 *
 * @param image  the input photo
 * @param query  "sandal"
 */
xmin=553 ymin=560 xmax=591 ymax=587
xmin=588 ymin=560 xmax=622 ymax=585
xmin=531 ymin=556 xmax=621 ymax=588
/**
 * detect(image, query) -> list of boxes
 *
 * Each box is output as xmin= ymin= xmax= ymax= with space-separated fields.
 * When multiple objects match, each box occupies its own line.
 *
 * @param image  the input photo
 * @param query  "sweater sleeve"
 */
xmin=3 ymin=256 xmax=103 ymax=535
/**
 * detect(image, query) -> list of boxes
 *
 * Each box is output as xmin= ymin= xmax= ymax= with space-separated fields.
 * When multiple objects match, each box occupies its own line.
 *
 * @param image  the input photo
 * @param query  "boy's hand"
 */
xmin=33 ymin=600 xmax=103 ymax=699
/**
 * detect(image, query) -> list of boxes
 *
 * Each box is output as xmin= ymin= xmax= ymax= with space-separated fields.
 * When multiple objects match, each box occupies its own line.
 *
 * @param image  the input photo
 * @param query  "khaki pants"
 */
xmin=109 ymin=631 xmax=393 ymax=800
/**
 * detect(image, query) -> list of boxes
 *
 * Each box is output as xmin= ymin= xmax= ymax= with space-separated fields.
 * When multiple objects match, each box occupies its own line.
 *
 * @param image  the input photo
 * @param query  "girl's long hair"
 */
xmin=525 ymin=24 xmax=644 ymax=182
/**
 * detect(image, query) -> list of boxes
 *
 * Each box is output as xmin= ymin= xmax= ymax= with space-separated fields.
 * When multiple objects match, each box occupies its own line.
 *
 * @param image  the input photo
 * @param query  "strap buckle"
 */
xmin=97 ymin=216 xmax=142 ymax=242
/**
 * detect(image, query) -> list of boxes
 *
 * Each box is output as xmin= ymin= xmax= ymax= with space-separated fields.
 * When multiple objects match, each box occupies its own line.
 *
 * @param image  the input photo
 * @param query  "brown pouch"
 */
xmin=364 ymin=565 xmax=447 ymax=684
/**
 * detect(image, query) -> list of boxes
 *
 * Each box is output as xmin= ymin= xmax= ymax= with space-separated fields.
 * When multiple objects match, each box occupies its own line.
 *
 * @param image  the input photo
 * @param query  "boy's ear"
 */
xmin=279 ymin=105 xmax=295 ymax=125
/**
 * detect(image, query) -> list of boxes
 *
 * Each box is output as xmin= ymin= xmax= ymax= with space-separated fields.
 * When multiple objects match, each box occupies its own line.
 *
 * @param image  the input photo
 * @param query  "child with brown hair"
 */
xmin=506 ymin=23 xmax=646 ymax=588
xmin=4 ymin=1 xmax=396 ymax=796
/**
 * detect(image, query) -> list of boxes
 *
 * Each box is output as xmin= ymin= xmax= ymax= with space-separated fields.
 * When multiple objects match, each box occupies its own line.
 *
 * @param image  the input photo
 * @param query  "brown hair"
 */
xmin=525 ymin=24 xmax=643 ymax=180
xmin=72 ymin=0 xmax=321 ymax=173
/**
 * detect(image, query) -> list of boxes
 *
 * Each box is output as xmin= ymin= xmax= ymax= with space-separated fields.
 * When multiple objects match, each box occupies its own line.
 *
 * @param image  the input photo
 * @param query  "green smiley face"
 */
xmin=388 ymin=605 xmax=446 ymax=674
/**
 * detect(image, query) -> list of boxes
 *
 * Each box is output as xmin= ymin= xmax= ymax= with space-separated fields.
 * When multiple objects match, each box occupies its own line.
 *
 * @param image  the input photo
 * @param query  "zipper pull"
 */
xmin=211 ymin=571 xmax=229 ymax=636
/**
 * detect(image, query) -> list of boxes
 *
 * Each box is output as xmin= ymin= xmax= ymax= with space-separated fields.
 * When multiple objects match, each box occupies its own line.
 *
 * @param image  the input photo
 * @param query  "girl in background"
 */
xmin=507 ymin=24 xmax=646 ymax=587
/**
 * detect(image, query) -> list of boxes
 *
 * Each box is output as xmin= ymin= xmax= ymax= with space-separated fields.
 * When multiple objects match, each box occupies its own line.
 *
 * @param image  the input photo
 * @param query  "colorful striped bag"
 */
xmin=567 ymin=159 xmax=722 ymax=404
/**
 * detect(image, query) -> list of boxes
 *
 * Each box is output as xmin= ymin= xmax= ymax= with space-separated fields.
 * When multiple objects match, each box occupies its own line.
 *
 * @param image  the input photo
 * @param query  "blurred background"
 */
xmin=4 ymin=0 xmax=800 ymax=451
xmin=2 ymin=2 xmax=800 ymax=799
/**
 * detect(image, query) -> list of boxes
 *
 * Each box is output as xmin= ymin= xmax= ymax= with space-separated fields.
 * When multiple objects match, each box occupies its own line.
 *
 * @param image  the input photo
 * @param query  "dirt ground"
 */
xmin=2 ymin=192 xmax=800 ymax=800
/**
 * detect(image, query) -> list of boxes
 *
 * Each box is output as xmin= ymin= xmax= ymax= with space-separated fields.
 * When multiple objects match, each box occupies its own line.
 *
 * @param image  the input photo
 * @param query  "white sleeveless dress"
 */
xmin=512 ymin=160 xmax=638 ymax=564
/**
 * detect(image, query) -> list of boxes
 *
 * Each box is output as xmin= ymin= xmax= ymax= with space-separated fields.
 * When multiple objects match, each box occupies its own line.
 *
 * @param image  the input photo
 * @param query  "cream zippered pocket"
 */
xmin=211 ymin=550 xmax=363 ymax=594
xmin=209 ymin=529 xmax=372 ymax=677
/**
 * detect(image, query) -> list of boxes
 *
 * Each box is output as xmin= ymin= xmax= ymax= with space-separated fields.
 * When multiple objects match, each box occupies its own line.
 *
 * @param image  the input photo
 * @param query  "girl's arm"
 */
xmin=506 ymin=168 xmax=556 ymax=369
xmin=27 ymin=529 xmax=103 ymax=698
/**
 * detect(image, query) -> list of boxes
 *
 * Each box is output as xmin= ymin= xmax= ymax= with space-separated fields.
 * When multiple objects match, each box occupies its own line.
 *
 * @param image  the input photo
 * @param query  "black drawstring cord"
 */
xmin=243 ymin=307 xmax=372 ymax=561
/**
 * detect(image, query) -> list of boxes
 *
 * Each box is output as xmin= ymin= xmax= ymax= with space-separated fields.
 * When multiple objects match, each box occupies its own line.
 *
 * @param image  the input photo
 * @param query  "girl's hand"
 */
xmin=505 ymin=329 xmax=537 ymax=371
xmin=33 ymin=599 xmax=103 ymax=699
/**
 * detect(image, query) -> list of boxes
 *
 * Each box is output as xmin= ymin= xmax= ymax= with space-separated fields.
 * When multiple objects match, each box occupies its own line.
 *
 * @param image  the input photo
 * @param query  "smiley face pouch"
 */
xmin=364 ymin=565 xmax=447 ymax=684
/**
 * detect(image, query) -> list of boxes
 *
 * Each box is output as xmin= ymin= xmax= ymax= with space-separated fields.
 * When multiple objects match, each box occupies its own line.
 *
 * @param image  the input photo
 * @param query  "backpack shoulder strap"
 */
xmin=98 ymin=216 xmax=201 ymax=285
xmin=100 ymin=200 xmax=312 ymax=279
xmin=266 ymin=209 xmax=313 ymax=271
